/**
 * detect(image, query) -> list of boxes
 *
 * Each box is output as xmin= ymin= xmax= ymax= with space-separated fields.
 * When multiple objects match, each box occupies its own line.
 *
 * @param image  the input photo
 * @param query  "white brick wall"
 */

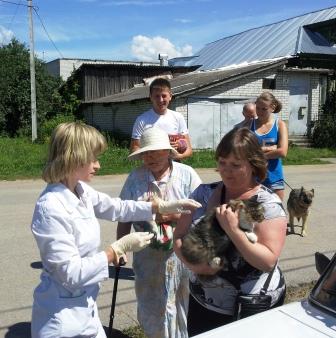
xmin=83 ymin=66 xmax=325 ymax=137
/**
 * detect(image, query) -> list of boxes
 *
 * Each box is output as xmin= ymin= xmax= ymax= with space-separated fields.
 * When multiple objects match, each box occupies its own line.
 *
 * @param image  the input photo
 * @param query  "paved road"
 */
xmin=0 ymin=164 xmax=335 ymax=337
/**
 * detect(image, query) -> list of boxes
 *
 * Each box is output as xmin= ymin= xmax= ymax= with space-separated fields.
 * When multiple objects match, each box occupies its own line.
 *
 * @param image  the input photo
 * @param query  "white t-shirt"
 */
xmin=132 ymin=108 xmax=189 ymax=139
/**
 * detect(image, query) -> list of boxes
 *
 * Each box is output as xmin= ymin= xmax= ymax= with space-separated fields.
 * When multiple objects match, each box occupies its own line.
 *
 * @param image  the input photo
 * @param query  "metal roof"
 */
xmin=84 ymin=59 xmax=287 ymax=104
xmin=169 ymin=6 xmax=336 ymax=70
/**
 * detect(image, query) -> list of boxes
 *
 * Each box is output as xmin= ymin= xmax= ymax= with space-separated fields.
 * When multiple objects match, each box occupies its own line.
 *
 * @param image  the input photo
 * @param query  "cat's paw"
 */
xmin=209 ymin=257 xmax=222 ymax=268
xmin=245 ymin=231 xmax=258 ymax=243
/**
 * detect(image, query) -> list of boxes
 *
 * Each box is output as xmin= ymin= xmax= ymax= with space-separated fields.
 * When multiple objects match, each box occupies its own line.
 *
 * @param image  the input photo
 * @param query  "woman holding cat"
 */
xmin=174 ymin=128 xmax=287 ymax=336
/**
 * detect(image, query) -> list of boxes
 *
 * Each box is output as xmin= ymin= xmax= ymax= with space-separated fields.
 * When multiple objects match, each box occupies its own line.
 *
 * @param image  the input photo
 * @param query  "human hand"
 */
xmin=262 ymin=145 xmax=277 ymax=152
xmin=155 ymin=197 xmax=202 ymax=214
xmin=111 ymin=232 xmax=154 ymax=261
xmin=215 ymin=204 xmax=240 ymax=235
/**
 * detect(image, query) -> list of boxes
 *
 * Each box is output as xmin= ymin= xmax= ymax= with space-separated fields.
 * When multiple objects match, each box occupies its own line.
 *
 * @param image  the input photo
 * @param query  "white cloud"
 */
xmin=174 ymin=18 xmax=192 ymax=24
xmin=0 ymin=26 xmax=14 ymax=45
xmin=131 ymin=35 xmax=192 ymax=61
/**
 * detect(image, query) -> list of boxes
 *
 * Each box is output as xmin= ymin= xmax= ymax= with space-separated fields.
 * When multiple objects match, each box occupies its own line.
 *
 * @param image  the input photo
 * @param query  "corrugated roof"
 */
xmin=84 ymin=59 xmax=287 ymax=104
xmin=169 ymin=6 xmax=336 ymax=70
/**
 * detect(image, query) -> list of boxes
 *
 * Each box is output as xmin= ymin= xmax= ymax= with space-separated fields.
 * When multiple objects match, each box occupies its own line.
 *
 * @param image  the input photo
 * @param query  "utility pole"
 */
xmin=28 ymin=0 xmax=37 ymax=141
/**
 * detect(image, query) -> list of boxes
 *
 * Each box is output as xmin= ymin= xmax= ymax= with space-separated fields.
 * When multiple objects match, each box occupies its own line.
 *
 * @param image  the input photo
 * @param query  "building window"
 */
xmin=319 ymin=75 xmax=328 ymax=107
xmin=262 ymin=78 xmax=276 ymax=89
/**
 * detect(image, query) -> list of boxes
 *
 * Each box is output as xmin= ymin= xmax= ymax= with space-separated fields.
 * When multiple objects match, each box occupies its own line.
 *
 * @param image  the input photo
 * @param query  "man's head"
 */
xmin=149 ymin=78 xmax=172 ymax=115
xmin=242 ymin=103 xmax=257 ymax=120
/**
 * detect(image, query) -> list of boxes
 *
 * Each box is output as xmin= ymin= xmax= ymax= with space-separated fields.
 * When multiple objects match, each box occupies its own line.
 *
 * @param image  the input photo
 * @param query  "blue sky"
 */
xmin=0 ymin=0 xmax=335 ymax=63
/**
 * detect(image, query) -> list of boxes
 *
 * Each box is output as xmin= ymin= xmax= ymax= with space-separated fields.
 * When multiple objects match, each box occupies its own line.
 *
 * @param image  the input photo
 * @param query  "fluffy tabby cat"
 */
xmin=181 ymin=198 xmax=264 ymax=270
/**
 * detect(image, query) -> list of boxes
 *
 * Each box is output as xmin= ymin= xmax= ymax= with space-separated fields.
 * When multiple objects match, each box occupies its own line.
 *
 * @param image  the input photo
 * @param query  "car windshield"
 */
xmin=309 ymin=254 xmax=336 ymax=315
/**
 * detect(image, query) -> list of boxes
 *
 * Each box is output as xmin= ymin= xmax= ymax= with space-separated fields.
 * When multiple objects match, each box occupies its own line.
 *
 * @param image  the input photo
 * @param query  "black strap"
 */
xmin=260 ymin=265 xmax=276 ymax=295
xmin=220 ymin=184 xmax=226 ymax=204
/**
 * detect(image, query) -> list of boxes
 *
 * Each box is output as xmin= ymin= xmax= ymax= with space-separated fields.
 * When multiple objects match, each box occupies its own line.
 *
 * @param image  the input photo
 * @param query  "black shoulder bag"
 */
xmin=235 ymin=265 xmax=275 ymax=320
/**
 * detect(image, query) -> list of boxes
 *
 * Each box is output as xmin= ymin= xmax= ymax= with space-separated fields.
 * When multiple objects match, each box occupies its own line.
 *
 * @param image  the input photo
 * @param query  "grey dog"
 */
xmin=287 ymin=187 xmax=314 ymax=237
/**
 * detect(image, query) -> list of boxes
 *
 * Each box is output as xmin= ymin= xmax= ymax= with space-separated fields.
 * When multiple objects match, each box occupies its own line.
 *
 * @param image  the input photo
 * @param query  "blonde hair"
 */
xmin=42 ymin=122 xmax=107 ymax=183
xmin=256 ymin=91 xmax=282 ymax=114
xmin=215 ymin=128 xmax=267 ymax=181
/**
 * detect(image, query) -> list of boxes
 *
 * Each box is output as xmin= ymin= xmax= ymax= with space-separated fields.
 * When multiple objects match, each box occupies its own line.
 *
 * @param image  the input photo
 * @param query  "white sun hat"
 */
xmin=128 ymin=126 xmax=178 ymax=160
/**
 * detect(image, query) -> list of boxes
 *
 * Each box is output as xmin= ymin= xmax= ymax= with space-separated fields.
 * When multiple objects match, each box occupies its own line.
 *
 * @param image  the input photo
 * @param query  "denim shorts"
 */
xmin=269 ymin=179 xmax=285 ymax=190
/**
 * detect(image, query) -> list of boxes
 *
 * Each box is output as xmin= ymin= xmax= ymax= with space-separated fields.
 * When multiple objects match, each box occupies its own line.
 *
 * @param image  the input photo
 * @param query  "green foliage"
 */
xmin=58 ymin=73 xmax=82 ymax=118
xmin=184 ymin=149 xmax=216 ymax=168
xmin=312 ymin=88 xmax=336 ymax=148
xmin=0 ymin=39 xmax=63 ymax=137
xmin=311 ymin=116 xmax=336 ymax=148
xmin=0 ymin=137 xmax=47 ymax=180
xmin=38 ymin=114 xmax=75 ymax=143
xmin=121 ymin=326 xmax=146 ymax=338
xmin=101 ymin=129 xmax=131 ymax=148
xmin=283 ymin=146 xmax=336 ymax=165
xmin=1 ymin=138 xmax=336 ymax=180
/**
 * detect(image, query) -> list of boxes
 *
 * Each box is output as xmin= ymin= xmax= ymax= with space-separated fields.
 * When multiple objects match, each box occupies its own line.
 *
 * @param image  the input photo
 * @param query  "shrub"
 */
xmin=311 ymin=116 xmax=336 ymax=148
xmin=101 ymin=129 xmax=130 ymax=148
xmin=38 ymin=114 xmax=76 ymax=143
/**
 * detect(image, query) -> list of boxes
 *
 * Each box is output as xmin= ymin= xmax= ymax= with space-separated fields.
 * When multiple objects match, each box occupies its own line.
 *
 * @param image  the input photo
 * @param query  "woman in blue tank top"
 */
xmin=251 ymin=92 xmax=288 ymax=201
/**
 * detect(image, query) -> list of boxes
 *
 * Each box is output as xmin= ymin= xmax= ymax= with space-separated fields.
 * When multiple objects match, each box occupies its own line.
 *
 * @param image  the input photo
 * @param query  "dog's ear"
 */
xmin=311 ymin=188 xmax=314 ymax=196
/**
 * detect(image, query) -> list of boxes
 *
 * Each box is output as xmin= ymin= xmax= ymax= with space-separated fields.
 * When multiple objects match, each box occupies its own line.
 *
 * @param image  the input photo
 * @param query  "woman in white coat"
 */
xmin=30 ymin=122 xmax=201 ymax=338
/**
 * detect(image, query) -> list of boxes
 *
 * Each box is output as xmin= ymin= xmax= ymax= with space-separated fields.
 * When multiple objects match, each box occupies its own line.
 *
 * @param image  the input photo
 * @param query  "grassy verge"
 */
xmin=119 ymin=281 xmax=316 ymax=338
xmin=1 ymin=137 xmax=336 ymax=180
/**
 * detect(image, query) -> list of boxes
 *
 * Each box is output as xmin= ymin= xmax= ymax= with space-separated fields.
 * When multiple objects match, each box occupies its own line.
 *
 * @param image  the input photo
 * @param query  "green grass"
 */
xmin=283 ymin=146 xmax=336 ymax=165
xmin=0 ymin=137 xmax=336 ymax=180
xmin=0 ymin=137 xmax=48 ymax=180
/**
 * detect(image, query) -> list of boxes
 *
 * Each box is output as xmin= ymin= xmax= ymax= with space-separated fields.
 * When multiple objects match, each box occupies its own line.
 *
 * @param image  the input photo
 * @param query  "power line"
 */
xmin=7 ymin=0 xmax=22 ymax=31
xmin=1 ymin=0 xmax=64 ymax=59
xmin=32 ymin=7 xmax=64 ymax=58
xmin=0 ymin=0 xmax=27 ymax=6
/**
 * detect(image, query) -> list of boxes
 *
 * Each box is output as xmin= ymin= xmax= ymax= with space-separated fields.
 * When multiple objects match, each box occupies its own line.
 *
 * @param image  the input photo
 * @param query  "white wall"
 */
xmin=82 ymin=66 xmax=326 ymax=145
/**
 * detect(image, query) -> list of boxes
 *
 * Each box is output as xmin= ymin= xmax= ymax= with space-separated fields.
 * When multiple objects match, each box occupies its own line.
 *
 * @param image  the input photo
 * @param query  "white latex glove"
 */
xmin=111 ymin=232 xmax=154 ymax=261
xmin=155 ymin=197 xmax=202 ymax=214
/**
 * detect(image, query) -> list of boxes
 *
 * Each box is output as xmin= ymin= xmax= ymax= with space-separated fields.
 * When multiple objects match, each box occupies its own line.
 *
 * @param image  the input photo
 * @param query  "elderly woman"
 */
xmin=174 ymin=127 xmax=287 ymax=336
xmin=117 ymin=126 xmax=202 ymax=338
xmin=31 ymin=122 xmax=201 ymax=338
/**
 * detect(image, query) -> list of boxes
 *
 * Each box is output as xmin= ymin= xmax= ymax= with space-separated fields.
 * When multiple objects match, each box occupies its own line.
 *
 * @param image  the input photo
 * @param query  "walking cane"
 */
xmin=108 ymin=257 xmax=126 ymax=337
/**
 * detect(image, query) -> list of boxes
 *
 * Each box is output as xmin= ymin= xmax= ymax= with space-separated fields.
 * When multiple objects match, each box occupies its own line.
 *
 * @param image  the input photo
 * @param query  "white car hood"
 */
xmin=195 ymin=300 xmax=336 ymax=338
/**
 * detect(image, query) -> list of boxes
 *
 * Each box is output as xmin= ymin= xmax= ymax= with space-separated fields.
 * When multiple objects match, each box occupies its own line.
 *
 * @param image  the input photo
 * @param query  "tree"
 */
xmin=0 ymin=39 xmax=63 ymax=137
xmin=311 ymin=74 xmax=336 ymax=148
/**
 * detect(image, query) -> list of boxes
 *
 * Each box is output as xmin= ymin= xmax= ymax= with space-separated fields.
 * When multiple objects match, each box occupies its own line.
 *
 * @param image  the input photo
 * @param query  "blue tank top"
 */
xmin=251 ymin=118 xmax=283 ymax=185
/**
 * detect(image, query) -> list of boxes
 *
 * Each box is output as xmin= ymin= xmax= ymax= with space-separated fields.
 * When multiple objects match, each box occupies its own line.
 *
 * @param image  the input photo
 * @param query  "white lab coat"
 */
xmin=31 ymin=182 xmax=153 ymax=338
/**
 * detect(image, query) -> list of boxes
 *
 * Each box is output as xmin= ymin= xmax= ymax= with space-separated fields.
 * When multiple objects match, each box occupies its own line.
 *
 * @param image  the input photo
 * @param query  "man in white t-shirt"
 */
xmin=130 ymin=77 xmax=193 ymax=160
